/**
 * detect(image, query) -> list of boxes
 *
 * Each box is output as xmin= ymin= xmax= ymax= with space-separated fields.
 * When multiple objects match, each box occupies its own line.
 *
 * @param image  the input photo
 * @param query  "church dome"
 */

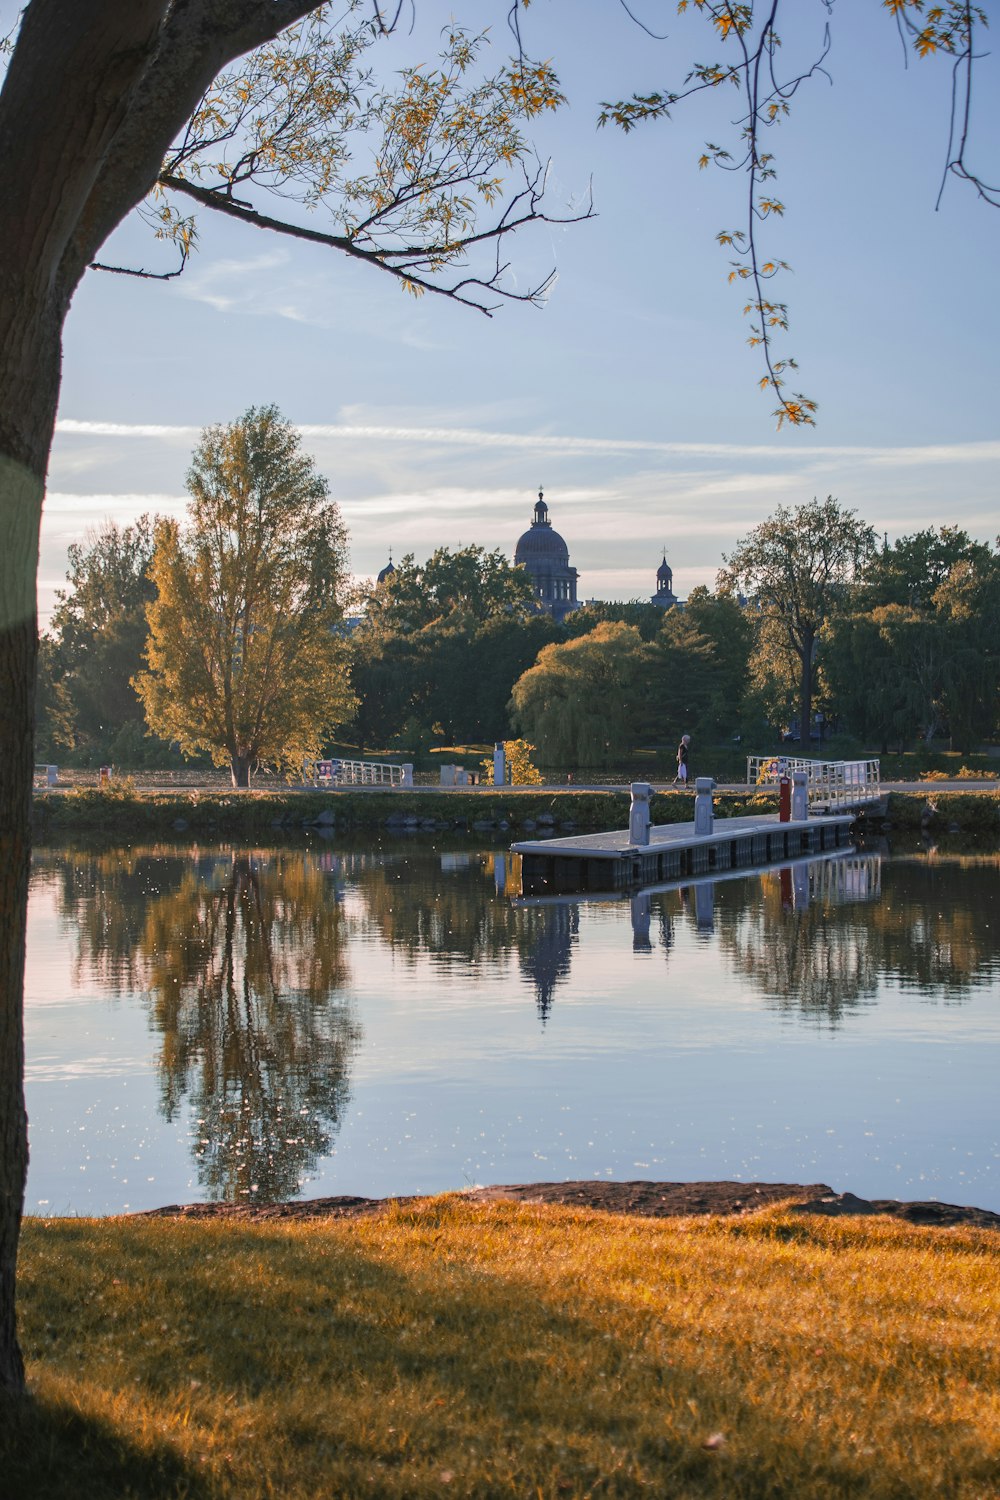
xmin=656 ymin=554 xmax=673 ymax=588
xmin=514 ymin=488 xmax=570 ymax=567
xmin=376 ymin=554 xmax=395 ymax=585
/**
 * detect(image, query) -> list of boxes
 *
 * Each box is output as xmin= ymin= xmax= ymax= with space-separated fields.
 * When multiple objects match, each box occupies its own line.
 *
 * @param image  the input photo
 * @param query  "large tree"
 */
xmin=135 ymin=407 xmax=355 ymax=787
xmin=0 ymin=4 xmax=578 ymax=1387
xmin=719 ymin=497 xmax=876 ymax=744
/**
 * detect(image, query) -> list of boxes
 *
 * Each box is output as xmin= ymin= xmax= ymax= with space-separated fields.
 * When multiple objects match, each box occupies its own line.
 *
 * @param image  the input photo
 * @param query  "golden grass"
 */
xmin=6 ymin=1197 xmax=1000 ymax=1498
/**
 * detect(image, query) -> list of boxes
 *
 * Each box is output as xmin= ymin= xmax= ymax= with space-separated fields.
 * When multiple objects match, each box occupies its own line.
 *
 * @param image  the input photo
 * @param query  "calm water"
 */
xmin=24 ymin=839 xmax=1000 ymax=1216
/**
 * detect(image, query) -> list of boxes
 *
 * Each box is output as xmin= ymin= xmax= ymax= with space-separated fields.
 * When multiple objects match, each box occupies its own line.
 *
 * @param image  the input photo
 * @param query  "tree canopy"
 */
xmin=510 ymin=620 xmax=649 ymax=767
xmin=718 ymin=497 xmax=877 ymax=744
xmin=135 ymin=406 xmax=355 ymax=787
xmin=37 ymin=517 xmax=159 ymax=763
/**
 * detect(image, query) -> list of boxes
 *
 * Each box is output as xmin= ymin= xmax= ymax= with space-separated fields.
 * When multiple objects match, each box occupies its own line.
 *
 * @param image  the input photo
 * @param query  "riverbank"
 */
xmin=8 ymin=1188 xmax=1000 ymax=1498
xmin=30 ymin=783 xmax=1000 ymax=838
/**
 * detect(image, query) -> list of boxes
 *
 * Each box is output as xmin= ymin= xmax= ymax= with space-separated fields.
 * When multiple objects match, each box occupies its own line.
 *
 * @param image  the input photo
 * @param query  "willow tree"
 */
xmin=135 ymin=407 xmax=354 ymax=787
xmin=0 ymin=0 xmax=574 ymax=1395
xmin=510 ymin=621 xmax=649 ymax=769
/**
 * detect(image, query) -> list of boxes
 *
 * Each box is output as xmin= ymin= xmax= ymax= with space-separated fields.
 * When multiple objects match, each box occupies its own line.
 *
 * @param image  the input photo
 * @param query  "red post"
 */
xmin=778 ymin=774 xmax=791 ymax=822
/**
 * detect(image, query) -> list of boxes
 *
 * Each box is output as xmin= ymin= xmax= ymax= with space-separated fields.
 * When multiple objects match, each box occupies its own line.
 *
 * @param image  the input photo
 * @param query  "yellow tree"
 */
xmin=135 ymin=406 xmax=355 ymax=787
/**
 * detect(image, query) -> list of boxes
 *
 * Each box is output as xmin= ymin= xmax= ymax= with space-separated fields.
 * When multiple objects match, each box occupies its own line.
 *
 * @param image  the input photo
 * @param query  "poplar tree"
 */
xmin=136 ymin=407 xmax=355 ymax=788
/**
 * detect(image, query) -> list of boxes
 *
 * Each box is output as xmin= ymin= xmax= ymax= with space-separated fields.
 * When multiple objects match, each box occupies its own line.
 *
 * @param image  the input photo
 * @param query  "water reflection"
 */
xmin=27 ymin=839 xmax=1000 ymax=1211
xmin=510 ymin=847 xmax=998 ymax=1026
xmin=37 ymin=848 xmax=359 ymax=1201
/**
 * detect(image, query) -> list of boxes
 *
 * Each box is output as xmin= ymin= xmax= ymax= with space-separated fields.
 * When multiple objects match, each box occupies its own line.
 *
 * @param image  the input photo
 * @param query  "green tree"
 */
xmin=863 ymin=527 xmax=995 ymax=612
xmin=824 ymin=605 xmax=929 ymax=752
xmin=825 ymin=530 xmax=1000 ymax=751
xmin=666 ymin=586 xmax=757 ymax=743
xmin=510 ymin=621 xmax=649 ymax=768
xmin=135 ymin=407 xmax=355 ymax=788
xmin=719 ymin=497 xmax=876 ymax=744
xmin=41 ymin=516 xmax=160 ymax=762
xmin=933 ymin=554 xmax=1000 ymax=754
xmin=349 ymin=546 xmax=539 ymax=749
xmin=367 ymin=545 xmax=535 ymax=633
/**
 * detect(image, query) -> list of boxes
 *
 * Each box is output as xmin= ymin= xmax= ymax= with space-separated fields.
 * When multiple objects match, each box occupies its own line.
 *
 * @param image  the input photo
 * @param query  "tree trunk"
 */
xmin=231 ymin=755 xmax=252 ymax=790
xmin=0 ymin=0 xmax=327 ymax=1403
xmin=0 ymin=316 xmax=59 ymax=1395
xmin=798 ymin=635 xmax=814 ymax=747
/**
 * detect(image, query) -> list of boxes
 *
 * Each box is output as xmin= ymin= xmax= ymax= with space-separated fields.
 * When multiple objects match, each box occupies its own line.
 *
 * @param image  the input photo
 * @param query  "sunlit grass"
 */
xmin=7 ymin=1198 xmax=1000 ymax=1497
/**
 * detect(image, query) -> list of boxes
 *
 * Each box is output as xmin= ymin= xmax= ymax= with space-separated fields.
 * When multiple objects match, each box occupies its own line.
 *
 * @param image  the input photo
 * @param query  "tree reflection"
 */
xmin=36 ymin=847 xmax=359 ymax=1202
xmin=518 ymin=904 xmax=579 ymax=1022
xmin=717 ymin=885 xmax=879 ymax=1024
xmin=348 ymin=850 xmax=579 ymax=1017
xmin=713 ymin=851 xmax=999 ymax=1025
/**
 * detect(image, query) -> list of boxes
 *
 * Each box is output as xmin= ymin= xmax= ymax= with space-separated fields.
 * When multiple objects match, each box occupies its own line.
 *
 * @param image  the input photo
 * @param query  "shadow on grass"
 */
xmin=1 ymin=1390 xmax=213 ymax=1500
xmin=18 ymin=1210 xmax=1000 ymax=1497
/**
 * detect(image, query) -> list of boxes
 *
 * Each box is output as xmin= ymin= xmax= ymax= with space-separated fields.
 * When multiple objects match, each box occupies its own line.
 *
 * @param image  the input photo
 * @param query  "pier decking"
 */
xmin=512 ymin=811 xmax=855 ymax=893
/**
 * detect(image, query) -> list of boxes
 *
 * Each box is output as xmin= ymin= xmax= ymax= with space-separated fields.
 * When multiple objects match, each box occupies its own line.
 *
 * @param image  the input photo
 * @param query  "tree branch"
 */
xmin=153 ymin=165 xmax=592 ymax=312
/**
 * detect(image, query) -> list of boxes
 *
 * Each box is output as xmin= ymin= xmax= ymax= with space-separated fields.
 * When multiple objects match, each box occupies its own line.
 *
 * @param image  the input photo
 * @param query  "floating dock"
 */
xmin=512 ymin=811 xmax=855 ymax=893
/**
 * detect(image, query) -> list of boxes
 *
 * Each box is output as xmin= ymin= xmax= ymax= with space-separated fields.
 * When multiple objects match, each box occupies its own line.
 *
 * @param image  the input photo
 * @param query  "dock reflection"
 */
xmin=511 ymin=849 xmax=885 ymax=1017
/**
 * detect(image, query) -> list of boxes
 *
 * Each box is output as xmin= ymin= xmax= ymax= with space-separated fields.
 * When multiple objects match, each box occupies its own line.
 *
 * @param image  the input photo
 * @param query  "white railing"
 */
xmin=304 ymin=757 xmax=410 ymax=787
xmin=746 ymin=755 xmax=881 ymax=811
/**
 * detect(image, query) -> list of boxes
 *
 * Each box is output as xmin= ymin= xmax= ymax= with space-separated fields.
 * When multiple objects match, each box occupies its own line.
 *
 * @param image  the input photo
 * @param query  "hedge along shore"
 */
xmin=29 ymin=785 xmax=1000 ymax=839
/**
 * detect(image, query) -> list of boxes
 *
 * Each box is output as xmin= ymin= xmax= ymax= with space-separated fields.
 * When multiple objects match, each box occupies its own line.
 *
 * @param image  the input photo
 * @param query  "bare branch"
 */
xmin=156 ymin=166 xmax=590 ymax=313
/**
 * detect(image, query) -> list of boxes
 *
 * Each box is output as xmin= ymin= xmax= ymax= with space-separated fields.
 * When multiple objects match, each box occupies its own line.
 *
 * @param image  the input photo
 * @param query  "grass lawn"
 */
xmin=5 ymin=1197 xmax=1000 ymax=1498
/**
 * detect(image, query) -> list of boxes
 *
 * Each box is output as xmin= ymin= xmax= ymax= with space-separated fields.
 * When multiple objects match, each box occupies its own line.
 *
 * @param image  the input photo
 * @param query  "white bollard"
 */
xmin=791 ymin=769 xmax=808 ymax=821
xmin=493 ymin=742 xmax=506 ymax=786
xmin=401 ymin=763 xmax=414 ymax=788
xmin=628 ymin=781 xmax=651 ymax=846
xmin=693 ymin=777 xmax=714 ymax=836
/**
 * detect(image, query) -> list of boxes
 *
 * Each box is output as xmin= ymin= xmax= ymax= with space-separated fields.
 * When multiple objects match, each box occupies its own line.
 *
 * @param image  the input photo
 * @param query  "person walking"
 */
xmin=674 ymin=733 xmax=691 ymax=786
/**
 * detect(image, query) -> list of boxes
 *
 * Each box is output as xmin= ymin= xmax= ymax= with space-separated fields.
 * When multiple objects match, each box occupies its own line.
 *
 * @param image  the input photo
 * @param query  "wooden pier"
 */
xmin=512 ymin=810 xmax=855 ymax=894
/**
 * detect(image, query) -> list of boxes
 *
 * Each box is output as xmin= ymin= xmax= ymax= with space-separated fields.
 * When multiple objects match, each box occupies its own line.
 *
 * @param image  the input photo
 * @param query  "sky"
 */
xmin=19 ymin=0 xmax=999 ymax=624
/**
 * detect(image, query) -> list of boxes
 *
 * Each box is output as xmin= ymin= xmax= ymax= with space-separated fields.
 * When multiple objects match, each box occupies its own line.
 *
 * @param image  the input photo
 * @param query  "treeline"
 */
xmin=35 ymin=434 xmax=1000 ymax=773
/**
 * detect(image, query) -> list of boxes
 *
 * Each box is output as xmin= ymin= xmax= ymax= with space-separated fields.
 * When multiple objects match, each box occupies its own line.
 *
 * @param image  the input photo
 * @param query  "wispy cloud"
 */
xmin=44 ymin=491 xmax=185 ymax=514
xmin=56 ymin=421 xmax=200 ymax=439
xmin=54 ymin=416 xmax=1000 ymax=467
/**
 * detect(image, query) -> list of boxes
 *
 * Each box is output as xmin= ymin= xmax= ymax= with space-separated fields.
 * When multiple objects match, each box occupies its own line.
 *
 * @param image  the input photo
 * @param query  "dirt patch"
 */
xmin=137 ymin=1179 xmax=1000 ymax=1229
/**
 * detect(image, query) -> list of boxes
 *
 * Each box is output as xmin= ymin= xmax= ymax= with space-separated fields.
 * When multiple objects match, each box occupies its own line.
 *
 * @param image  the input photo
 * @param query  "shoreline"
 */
xmin=29 ymin=784 xmax=1000 ymax=838
xmin=133 ymin=1179 xmax=1000 ymax=1230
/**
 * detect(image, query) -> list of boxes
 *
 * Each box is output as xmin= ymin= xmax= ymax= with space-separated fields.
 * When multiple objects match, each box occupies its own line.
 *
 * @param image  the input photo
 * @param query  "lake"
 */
xmin=24 ymin=838 xmax=1000 ymax=1216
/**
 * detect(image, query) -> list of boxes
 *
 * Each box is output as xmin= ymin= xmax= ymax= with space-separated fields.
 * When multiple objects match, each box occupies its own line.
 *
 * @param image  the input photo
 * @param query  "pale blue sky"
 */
xmin=25 ymin=1 xmax=999 ymax=621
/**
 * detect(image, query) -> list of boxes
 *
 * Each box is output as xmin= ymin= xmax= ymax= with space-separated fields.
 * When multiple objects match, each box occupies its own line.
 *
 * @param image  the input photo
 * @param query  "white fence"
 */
xmin=304 ymin=758 xmax=411 ymax=788
xmin=746 ymin=755 xmax=881 ymax=811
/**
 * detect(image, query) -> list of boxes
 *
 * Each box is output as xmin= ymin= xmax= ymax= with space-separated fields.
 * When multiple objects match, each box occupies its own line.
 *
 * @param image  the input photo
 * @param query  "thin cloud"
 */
xmin=54 ymin=417 xmax=1000 ymax=467
xmin=43 ymin=492 xmax=185 ymax=514
xmin=56 ymin=421 xmax=200 ymax=439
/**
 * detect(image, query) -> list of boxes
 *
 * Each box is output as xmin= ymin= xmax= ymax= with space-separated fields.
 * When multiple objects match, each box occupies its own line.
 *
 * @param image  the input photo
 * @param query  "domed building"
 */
xmin=513 ymin=489 xmax=579 ymax=622
xmin=651 ymin=552 xmax=679 ymax=611
xmin=376 ymin=552 xmax=396 ymax=586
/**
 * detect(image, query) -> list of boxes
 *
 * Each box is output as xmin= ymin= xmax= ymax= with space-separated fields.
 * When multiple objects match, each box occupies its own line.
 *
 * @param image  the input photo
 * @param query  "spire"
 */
xmin=533 ymin=486 xmax=550 ymax=526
